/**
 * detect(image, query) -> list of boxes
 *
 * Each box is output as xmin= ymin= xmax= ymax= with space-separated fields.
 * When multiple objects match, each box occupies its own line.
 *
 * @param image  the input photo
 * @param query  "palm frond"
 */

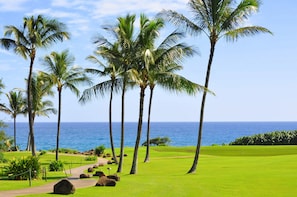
xmin=224 ymin=26 xmax=273 ymax=41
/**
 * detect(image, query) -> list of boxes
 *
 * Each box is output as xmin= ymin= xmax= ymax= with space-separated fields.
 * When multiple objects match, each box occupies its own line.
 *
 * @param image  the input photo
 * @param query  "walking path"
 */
xmin=0 ymin=158 xmax=108 ymax=197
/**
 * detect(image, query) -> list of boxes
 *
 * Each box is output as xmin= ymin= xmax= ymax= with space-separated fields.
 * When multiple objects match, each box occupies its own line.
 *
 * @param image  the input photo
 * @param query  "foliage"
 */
xmin=142 ymin=137 xmax=171 ymax=146
xmin=48 ymin=160 xmax=64 ymax=171
xmin=39 ymin=150 xmax=47 ymax=156
xmin=84 ymin=156 xmax=97 ymax=161
xmin=0 ymin=129 xmax=13 ymax=151
xmin=49 ymin=148 xmax=79 ymax=154
xmin=229 ymin=130 xmax=297 ymax=145
xmin=0 ymin=151 xmax=7 ymax=163
xmin=95 ymin=145 xmax=105 ymax=156
xmin=5 ymin=156 xmax=40 ymax=180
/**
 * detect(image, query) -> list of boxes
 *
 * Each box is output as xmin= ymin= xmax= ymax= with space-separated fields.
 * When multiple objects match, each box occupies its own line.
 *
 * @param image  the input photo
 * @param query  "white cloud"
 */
xmin=27 ymin=8 xmax=80 ymax=18
xmin=89 ymin=0 xmax=189 ymax=19
xmin=50 ymin=0 xmax=188 ymax=19
xmin=0 ymin=0 xmax=29 ymax=11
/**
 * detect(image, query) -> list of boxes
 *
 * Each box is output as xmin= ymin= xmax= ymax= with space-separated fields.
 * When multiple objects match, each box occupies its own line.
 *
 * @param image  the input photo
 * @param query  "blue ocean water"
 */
xmin=3 ymin=122 xmax=297 ymax=152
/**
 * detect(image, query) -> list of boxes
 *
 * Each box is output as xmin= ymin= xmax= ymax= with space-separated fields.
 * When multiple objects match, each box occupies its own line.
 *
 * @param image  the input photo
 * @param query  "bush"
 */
xmin=230 ymin=130 xmax=297 ymax=145
xmin=0 ymin=151 xmax=7 ymax=163
xmin=142 ymin=137 xmax=171 ymax=146
xmin=85 ymin=156 xmax=97 ymax=161
xmin=49 ymin=148 xmax=79 ymax=154
xmin=49 ymin=160 xmax=64 ymax=171
xmin=95 ymin=145 xmax=105 ymax=156
xmin=5 ymin=156 xmax=40 ymax=180
xmin=39 ymin=150 xmax=47 ymax=156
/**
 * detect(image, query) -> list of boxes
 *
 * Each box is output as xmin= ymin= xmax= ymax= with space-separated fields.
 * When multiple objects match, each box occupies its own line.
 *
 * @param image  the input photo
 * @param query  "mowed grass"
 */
xmin=1 ymin=146 xmax=297 ymax=197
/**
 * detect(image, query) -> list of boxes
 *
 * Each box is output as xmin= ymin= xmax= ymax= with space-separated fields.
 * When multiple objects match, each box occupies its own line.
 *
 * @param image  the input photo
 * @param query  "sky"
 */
xmin=0 ymin=0 xmax=296 ymax=123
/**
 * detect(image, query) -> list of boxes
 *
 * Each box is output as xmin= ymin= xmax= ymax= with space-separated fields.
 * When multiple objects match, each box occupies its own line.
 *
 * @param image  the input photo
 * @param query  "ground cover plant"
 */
xmin=1 ymin=146 xmax=296 ymax=197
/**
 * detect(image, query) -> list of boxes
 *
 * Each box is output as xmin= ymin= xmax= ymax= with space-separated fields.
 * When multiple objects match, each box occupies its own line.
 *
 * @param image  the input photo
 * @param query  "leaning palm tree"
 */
xmin=80 ymin=41 xmax=124 ymax=164
xmin=0 ymin=90 xmax=26 ymax=150
xmin=40 ymin=50 xmax=91 ymax=161
xmin=0 ymin=15 xmax=69 ymax=156
xmin=26 ymin=73 xmax=57 ymax=151
xmin=144 ymin=31 xmax=204 ymax=162
xmin=161 ymin=0 xmax=272 ymax=173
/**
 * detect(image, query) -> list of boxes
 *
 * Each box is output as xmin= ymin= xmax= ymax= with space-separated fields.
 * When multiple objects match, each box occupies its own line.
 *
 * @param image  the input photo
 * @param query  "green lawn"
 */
xmin=1 ymin=146 xmax=297 ymax=196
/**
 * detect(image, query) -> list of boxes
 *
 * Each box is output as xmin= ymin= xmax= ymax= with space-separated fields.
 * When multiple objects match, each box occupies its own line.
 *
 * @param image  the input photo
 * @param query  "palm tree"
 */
xmin=40 ymin=50 xmax=91 ymax=161
xmin=26 ymin=73 xmax=57 ymax=151
xmin=129 ymin=14 xmax=166 ymax=174
xmin=0 ymin=79 xmax=4 ymax=95
xmin=0 ymin=90 xmax=26 ymax=150
xmin=0 ymin=15 xmax=70 ymax=156
xmin=144 ymin=31 xmax=204 ymax=162
xmin=161 ymin=0 xmax=272 ymax=173
xmin=80 ymin=42 xmax=124 ymax=164
xmin=113 ymin=14 xmax=137 ymax=173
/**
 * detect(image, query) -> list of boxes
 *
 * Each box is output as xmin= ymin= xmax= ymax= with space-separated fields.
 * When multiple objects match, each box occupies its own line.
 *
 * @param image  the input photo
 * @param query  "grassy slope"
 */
xmin=16 ymin=146 xmax=297 ymax=197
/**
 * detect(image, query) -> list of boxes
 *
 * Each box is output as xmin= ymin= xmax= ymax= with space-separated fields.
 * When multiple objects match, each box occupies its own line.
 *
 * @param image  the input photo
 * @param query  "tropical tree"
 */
xmin=161 ymin=0 xmax=272 ymax=173
xmin=0 ymin=79 xmax=4 ymax=95
xmin=80 ymin=41 xmax=124 ymax=164
xmin=0 ymin=90 xmax=26 ymax=150
xmin=129 ymin=14 xmax=166 ymax=174
xmin=40 ymin=50 xmax=91 ymax=161
xmin=107 ymin=14 xmax=137 ymax=173
xmin=144 ymin=31 xmax=204 ymax=163
xmin=0 ymin=15 xmax=70 ymax=156
xmin=26 ymin=73 xmax=57 ymax=151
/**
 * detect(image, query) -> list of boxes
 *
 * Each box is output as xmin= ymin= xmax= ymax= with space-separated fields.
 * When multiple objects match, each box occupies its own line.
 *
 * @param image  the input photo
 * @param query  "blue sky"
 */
xmin=0 ymin=0 xmax=296 ymax=123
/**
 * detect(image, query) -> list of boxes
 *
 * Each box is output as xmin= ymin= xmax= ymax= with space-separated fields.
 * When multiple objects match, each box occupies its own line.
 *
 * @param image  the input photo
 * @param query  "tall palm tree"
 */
xmin=40 ymin=50 xmax=91 ymax=161
xmin=161 ymin=0 xmax=272 ymax=173
xmin=113 ymin=14 xmax=137 ymax=173
xmin=0 ymin=90 xmax=26 ymax=150
xmin=129 ymin=14 xmax=167 ymax=174
xmin=0 ymin=15 xmax=70 ymax=156
xmin=80 ymin=42 xmax=124 ymax=164
xmin=144 ymin=31 xmax=204 ymax=163
xmin=26 ymin=73 xmax=57 ymax=151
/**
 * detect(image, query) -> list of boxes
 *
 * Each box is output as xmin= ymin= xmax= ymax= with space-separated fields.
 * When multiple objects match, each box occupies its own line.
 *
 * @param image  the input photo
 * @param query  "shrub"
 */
xmin=49 ymin=160 xmax=64 ymax=171
xmin=49 ymin=148 xmax=79 ymax=154
xmin=142 ymin=137 xmax=171 ymax=146
xmin=95 ymin=145 xmax=105 ymax=156
xmin=5 ymin=156 xmax=40 ymax=180
xmin=39 ymin=150 xmax=47 ymax=156
xmin=0 ymin=151 xmax=7 ymax=163
xmin=230 ymin=130 xmax=297 ymax=145
xmin=85 ymin=156 xmax=97 ymax=161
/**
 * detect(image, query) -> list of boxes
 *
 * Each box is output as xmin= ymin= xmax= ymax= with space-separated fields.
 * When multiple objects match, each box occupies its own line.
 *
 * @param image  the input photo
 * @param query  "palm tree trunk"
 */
xmin=130 ymin=87 xmax=145 ymax=174
xmin=26 ymin=132 xmax=31 ymax=151
xmin=144 ymin=86 xmax=154 ymax=162
xmin=13 ymin=116 xmax=17 ymax=150
xmin=188 ymin=41 xmax=216 ymax=174
xmin=26 ymin=116 xmax=35 ymax=151
xmin=27 ymin=56 xmax=36 ymax=156
xmin=117 ymin=81 xmax=126 ymax=173
xmin=109 ymin=83 xmax=118 ymax=164
xmin=55 ymin=89 xmax=62 ymax=161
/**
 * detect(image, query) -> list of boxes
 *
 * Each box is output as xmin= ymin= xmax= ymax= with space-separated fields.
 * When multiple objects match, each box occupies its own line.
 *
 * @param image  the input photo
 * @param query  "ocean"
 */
xmin=3 ymin=122 xmax=297 ymax=152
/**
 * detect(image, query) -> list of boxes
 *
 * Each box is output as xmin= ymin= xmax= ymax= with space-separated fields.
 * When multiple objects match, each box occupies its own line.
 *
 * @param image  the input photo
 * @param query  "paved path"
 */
xmin=0 ymin=158 xmax=108 ymax=197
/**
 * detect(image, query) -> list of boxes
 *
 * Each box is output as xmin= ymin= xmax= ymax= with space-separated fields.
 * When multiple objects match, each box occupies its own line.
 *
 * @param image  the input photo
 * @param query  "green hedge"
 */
xmin=230 ymin=130 xmax=297 ymax=145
